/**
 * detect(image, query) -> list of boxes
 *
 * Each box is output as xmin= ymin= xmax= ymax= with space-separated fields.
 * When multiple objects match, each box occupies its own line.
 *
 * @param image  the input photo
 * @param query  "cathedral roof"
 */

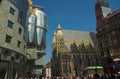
xmin=62 ymin=30 xmax=96 ymax=42
xmin=61 ymin=29 xmax=96 ymax=51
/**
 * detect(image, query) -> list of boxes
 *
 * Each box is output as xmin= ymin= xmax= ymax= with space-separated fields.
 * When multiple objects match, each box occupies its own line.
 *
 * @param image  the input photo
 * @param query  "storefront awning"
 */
xmin=85 ymin=66 xmax=103 ymax=70
xmin=113 ymin=58 xmax=120 ymax=62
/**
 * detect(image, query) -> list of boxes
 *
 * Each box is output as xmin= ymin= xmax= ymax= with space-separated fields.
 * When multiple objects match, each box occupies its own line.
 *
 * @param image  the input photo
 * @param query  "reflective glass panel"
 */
xmin=36 ymin=27 xmax=43 ymax=45
xmin=28 ymin=24 xmax=35 ymax=42
xmin=36 ymin=13 xmax=43 ymax=26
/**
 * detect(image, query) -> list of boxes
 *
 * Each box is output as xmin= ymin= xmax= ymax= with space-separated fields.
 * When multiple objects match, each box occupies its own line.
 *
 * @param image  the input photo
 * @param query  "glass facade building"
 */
xmin=27 ymin=6 xmax=47 ymax=76
xmin=28 ymin=14 xmax=36 ymax=43
xmin=27 ymin=7 xmax=47 ymax=48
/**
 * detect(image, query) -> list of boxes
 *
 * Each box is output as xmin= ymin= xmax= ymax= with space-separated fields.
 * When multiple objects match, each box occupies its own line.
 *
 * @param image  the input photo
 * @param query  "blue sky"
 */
xmin=33 ymin=0 xmax=120 ymax=64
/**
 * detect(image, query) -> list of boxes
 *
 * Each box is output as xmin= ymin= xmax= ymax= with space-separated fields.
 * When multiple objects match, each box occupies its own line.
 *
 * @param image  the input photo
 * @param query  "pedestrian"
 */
xmin=93 ymin=73 xmax=100 ymax=79
xmin=100 ymin=74 xmax=107 ymax=79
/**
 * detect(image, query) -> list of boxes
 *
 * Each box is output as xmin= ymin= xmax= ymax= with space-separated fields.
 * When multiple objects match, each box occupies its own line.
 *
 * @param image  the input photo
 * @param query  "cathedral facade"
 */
xmin=51 ymin=24 xmax=102 ymax=77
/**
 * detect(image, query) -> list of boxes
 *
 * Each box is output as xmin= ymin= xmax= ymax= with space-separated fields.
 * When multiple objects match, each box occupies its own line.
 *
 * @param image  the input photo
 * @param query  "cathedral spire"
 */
xmin=95 ymin=0 xmax=112 ymax=23
xmin=97 ymin=0 xmax=103 ymax=2
xmin=57 ymin=24 xmax=62 ymax=30
xmin=56 ymin=24 xmax=63 ymax=36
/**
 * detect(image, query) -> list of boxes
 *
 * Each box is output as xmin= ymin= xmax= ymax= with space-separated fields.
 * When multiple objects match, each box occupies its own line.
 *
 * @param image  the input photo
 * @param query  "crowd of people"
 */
xmin=17 ymin=73 xmax=120 ymax=79
xmin=92 ymin=73 xmax=120 ymax=79
xmin=80 ymin=73 xmax=120 ymax=79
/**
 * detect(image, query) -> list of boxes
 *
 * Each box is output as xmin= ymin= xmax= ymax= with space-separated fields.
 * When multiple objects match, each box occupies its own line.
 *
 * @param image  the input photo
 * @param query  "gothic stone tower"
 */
xmin=51 ymin=24 xmax=75 ymax=77
xmin=95 ymin=0 xmax=112 ymax=24
xmin=51 ymin=24 xmax=102 ymax=77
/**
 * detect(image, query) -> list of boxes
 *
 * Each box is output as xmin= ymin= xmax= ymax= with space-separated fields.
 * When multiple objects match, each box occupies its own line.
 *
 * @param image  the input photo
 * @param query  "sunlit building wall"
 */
xmin=0 ymin=0 xmax=28 ymax=78
xmin=27 ymin=5 xmax=47 ymax=75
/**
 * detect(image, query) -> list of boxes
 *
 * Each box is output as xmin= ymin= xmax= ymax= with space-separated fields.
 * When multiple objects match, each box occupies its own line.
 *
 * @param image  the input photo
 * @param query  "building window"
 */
xmin=0 ymin=0 xmax=2 ymax=3
xmin=19 ymin=28 xmax=22 ymax=34
xmin=9 ymin=7 xmax=15 ymax=15
xmin=15 ymin=54 xmax=20 ymax=59
xmin=3 ymin=49 xmax=10 ymax=58
xmin=63 ymin=64 xmax=67 ymax=74
xmin=68 ymin=65 xmax=71 ymax=73
xmin=24 ymin=45 xmax=26 ymax=50
xmin=8 ymin=20 xmax=14 ymax=28
xmin=17 ymin=41 xmax=21 ymax=48
xmin=5 ymin=35 xmax=12 ymax=43
xmin=4 ymin=50 xmax=10 ymax=55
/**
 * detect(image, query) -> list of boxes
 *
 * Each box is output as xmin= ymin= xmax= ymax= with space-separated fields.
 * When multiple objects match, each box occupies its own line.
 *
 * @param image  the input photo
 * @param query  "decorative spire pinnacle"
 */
xmin=57 ymin=24 xmax=62 ymax=30
xmin=54 ymin=32 xmax=56 ymax=35
xmin=52 ymin=32 xmax=56 ymax=43
xmin=56 ymin=24 xmax=63 ymax=36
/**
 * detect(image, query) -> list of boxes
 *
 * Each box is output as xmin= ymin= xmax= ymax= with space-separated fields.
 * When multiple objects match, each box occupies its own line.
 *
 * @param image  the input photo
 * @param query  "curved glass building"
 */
xmin=27 ymin=6 xmax=47 ymax=75
xmin=28 ymin=14 xmax=36 ymax=43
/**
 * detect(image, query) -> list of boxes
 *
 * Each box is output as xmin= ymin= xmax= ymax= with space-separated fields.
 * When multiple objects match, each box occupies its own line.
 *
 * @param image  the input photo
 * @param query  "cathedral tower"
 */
xmin=95 ymin=0 xmax=112 ymax=24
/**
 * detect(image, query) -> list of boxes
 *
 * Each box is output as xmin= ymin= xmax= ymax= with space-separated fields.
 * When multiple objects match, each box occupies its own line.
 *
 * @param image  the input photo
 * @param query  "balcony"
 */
xmin=36 ymin=50 xmax=46 ymax=58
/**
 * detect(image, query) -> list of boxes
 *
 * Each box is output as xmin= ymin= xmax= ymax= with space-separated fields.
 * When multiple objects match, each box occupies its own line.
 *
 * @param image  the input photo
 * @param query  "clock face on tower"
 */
xmin=96 ymin=8 xmax=103 ymax=23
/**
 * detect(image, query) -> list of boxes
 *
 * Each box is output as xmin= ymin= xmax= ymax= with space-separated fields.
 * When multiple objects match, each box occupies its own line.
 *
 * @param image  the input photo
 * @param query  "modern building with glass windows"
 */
xmin=0 ymin=0 xmax=28 ymax=78
xmin=27 ymin=5 xmax=47 ymax=76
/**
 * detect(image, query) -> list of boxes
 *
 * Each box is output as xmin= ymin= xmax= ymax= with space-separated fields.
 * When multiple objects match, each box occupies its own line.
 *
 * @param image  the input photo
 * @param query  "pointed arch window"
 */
xmin=68 ymin=65 xmax=71 ymax=73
